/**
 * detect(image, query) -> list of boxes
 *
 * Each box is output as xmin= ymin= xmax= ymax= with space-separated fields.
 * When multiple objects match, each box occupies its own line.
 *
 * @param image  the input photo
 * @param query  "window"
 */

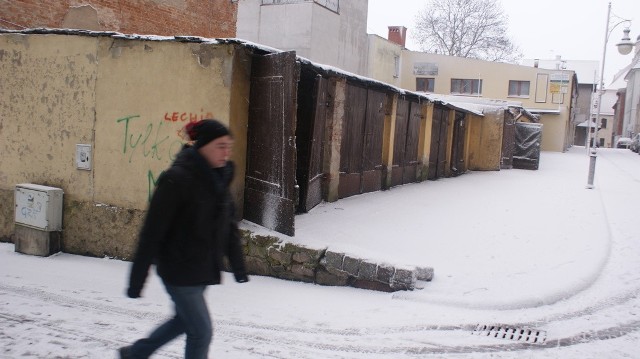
xmin=394 ymin=56 xmax=400 ymax=78
xmin=535 ymin=74 xmax=548 ymax=103
xmin=508 ymin=80 xmax=530 ymax=97
xmin=601 ymin=118 xmax=607 ymax=129
xmin=416 ymin=78 xmax=435 ymax=92
xmin=451 ymin=79 xmax=482 ymax=95
xmin=262 ymin=0 xmax=339 ymax=13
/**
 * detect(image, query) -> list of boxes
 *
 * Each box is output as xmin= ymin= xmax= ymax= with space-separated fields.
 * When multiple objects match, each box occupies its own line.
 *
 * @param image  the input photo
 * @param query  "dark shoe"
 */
xmin=118 ymin=346 xmax=133 ymax=359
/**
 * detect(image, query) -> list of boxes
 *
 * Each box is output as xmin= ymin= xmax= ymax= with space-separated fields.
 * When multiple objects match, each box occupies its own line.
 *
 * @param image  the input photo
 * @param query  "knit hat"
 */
xmin=184 ymin=119 xmax=230 ymax=148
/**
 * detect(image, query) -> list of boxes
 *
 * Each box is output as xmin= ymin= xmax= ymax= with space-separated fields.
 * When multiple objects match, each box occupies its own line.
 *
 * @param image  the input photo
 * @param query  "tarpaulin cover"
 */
xmin=513 ymin=122 xmax=543 ymax=170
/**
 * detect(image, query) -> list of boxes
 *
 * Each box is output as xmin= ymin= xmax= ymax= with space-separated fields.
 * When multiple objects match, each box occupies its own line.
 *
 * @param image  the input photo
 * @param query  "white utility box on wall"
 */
xmin=15 ymin=184 xmax=63 ymax=231
xmin=14 ymin=184 xmax=64 ymax=256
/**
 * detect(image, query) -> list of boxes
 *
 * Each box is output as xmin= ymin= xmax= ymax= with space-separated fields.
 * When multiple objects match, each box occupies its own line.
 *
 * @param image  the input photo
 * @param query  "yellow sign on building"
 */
xmin=550 ymin=73 xmax=570 ymax=94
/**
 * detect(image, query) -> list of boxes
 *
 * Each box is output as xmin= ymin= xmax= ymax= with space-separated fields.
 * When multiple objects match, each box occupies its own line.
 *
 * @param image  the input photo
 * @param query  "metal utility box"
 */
xmin=14 ymin=184 xmax=64 ymax=256
xmin=15 ymin=184 xmax=63 ymax=231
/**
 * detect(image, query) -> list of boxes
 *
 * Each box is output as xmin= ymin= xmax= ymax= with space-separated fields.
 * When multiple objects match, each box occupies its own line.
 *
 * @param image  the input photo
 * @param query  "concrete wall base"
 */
xmin=0 ymin=193 xmax=434 ymax=292
xmin=14 ymin=224 xmax=61 ymax=256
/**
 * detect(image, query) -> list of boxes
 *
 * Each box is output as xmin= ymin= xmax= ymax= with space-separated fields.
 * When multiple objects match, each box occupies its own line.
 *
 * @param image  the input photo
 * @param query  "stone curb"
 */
xmin=238 ymin=229 xmax=434 ymax=292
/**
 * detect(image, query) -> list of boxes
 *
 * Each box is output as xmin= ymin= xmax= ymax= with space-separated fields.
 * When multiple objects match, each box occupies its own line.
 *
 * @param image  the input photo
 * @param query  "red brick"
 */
xmin=0 ymin=0 xmax=236 ymax=37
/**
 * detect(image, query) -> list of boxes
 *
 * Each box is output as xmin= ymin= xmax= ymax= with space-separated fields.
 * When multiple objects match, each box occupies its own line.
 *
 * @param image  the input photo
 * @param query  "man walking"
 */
xmin=120 ymin=119 xmax=248 ymax=359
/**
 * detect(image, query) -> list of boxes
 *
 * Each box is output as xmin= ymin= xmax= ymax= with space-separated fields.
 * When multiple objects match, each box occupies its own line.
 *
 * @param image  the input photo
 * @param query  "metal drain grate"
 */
xmin=472 ymin=324 xmax=547 ymax=344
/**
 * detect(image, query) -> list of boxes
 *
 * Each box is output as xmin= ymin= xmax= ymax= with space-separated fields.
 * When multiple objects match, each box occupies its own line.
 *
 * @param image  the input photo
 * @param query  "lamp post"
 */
xmin=586 ymin=2 xmax=633 ymax=189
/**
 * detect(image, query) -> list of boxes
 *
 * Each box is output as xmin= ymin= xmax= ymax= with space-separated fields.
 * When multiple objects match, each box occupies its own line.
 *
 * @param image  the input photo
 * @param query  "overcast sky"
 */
xmin=367 ymin=0 xmax=640 ymax=84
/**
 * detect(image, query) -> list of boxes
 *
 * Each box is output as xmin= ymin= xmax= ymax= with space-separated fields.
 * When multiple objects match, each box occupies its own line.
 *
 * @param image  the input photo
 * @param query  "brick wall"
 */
xmin=0 ymin=0 xmax=237 ymax=38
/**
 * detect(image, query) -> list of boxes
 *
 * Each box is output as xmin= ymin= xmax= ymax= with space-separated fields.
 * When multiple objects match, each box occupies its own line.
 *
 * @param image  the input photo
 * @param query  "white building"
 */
xmin=621 ymin=38 xmax=640 ymax=137
xmin=236 ymin=0 xmax=369 ymax=76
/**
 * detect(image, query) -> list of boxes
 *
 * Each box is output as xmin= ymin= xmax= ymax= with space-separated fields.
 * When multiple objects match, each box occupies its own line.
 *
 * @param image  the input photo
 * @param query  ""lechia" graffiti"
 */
xmin=164 ymin=110 xmax=214 ymax=122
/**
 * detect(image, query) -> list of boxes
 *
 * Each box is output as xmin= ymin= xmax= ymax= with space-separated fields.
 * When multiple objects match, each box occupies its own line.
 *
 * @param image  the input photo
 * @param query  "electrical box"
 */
xmin=14 ymin=184 xmax=64 ymax=231
xmin=76 ymin=144 xmax=92 ymax=170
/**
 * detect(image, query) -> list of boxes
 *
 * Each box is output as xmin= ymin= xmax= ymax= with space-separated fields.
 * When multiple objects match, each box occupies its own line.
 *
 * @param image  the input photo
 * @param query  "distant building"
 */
xmin=369 ymin=31 xmax=578 ymax=152
xmin=620 ymin=37 xmax=640 ymax=138
xmin=521 ymin=57 xmax=604 ymax=146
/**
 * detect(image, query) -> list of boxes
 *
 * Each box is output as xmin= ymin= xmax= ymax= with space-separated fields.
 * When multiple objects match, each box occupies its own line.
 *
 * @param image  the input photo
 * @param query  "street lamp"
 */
xmin=616 ymin=28 xmax=634 ymax=55
xmin=586 ymin=2 xmax=633 ymax=189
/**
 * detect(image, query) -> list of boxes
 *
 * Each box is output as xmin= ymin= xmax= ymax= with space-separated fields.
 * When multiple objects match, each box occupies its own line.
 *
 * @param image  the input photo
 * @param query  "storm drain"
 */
xmin=472 ymin=324 xmax=547 ymax=344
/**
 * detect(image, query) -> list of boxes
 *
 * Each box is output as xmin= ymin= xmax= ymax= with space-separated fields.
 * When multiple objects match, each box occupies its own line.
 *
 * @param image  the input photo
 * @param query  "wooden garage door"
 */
xmin=450 ymin=111 xmax=466 ymax=176
xmin=391 ymin=98 xmax=409 ymax=187
xmin=244 ymin=51 xmax=299 ymax=236
xmin=339 ymin=84 xmax=367 ymax=199
xmin=428 ymin=106 xmax=449 ymax=180
xmin=339 ymin=85 xmax=386 ymax=198
xmin=361 ymin=89 xmax=386 ymax=193
xmin=403 ymin=101 xmax=422 ymax=184
xmin=297 ymin=74 xmax=328 ymax=212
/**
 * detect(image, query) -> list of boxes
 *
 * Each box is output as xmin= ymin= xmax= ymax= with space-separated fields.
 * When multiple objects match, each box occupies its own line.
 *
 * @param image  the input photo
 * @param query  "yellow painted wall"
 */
xmin=0 ymin=32 xmax=249 ymax=256
xmin=538 ymin=114 xmax=566 ymax=152
xmin=417 ymin=102 xmax=433 ymax=180
xmin=93 ymin=37 xmax=237 ymax=209
xmin=0 ymin=34 xmax=98 ymax=200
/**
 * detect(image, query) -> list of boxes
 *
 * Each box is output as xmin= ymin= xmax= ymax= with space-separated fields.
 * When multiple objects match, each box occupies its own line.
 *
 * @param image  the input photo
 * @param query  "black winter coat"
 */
xmin=128 ymin=146 xmax=247 ymax=295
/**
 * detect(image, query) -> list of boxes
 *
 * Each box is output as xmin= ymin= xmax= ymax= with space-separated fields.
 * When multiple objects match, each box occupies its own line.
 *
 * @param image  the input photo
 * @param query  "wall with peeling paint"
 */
xmin=0 ymin=33 xmax=98 ymax=201
xmin=0 ymin=32 xmax=250 ymax=258
xmin=0 ymin=0 xmax=237 ymax=38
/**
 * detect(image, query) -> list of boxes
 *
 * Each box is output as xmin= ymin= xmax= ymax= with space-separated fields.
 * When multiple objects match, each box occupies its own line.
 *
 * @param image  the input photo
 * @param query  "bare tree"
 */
xmin=414 ymin=0 xmax=521 ymax=63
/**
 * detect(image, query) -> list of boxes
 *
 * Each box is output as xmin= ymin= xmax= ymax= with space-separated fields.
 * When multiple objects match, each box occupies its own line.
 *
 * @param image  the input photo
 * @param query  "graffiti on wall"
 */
xmin=116 ymin=110 xmax=213 ymax=200
xmin=15 ymin=188 xmax=46 ymax=229
xmin=164 ymin=110 xmax=214 ymax=123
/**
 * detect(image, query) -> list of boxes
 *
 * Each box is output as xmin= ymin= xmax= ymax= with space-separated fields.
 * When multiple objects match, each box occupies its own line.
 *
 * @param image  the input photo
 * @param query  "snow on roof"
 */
xmin=526 ymin=108 xmax=561 ymax=115
xmin=623 ymin=57 xmax=640 ymax=81
xmin=1 ymin=28 xmax=542 ymax=118
xmin=577 ymin=119 xmax=600 ymax=129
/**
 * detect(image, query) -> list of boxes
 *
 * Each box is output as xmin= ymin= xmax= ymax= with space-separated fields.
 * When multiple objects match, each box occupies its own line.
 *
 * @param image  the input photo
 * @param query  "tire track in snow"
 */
xmin=2 ymin=282 xmax=640 ymax=357
xmin=0 ymin=311 xmax=181 ymax=359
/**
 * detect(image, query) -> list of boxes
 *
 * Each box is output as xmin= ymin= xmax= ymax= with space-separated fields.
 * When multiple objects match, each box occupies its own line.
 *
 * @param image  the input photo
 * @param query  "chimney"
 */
xmin=388 ymin=26 xmax=407 ymax=48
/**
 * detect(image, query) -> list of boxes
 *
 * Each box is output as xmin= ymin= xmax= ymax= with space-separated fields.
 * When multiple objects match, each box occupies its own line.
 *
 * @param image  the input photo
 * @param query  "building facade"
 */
xmin=623 ymin=52 xmax=640 ymax=137
xmin=0 ymin=0 xmax=237 ymax=37
xmin=235 ymin=1 xmax=579 ymax=152
xmin=236 ymin=0 xmax=369 ymax=76
xmin=367 ymin=31 xmax=577 ymax=153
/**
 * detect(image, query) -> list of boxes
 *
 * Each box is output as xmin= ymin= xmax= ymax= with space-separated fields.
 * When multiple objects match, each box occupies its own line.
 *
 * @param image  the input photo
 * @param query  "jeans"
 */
xmin=129 ymin=284 xmax=212 ymax=359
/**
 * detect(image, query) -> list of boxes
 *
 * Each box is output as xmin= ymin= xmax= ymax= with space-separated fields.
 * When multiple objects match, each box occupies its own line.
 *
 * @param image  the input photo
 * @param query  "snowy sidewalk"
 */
xmin=1 ymin=147 xmax=639 ymax=358
xmin=256 ymin=147 xmax=615 ymax=309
